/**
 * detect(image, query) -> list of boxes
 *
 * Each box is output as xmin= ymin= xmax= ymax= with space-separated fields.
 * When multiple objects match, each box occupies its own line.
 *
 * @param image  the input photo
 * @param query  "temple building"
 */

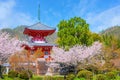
xmin=23 ymin=22 xmax=56 ymax=58
xmin=23 ymin=22 xmax=56 ymax=74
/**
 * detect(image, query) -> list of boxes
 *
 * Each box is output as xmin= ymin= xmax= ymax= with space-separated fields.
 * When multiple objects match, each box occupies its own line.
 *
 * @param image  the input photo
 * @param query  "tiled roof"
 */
xmin=26 ymin=22 xmax=55 ymax=30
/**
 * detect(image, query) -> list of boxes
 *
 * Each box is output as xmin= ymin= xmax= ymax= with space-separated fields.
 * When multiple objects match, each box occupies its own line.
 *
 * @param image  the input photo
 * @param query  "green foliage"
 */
xmin=27 ymin=70 xmax=33 ymax=78
xmin=92 ymin=33 xmax=102 ymax=42
xmin=43 ymin=76 xmax=53 ymax=80
xmin=94 ymin=74 xmax=107 ymax=80
xmin=0 ymin=77 xmax=24 ymax=80
xmin=19 ymin=70 xmax=33 ymax=80
xmin=77 ymin=70 xmax=93 ymax=80
xmin=0 ymin=75 xmax=65 ymax=80
xmin=57 ymin=17 xmax=101 ymax=49
xmin=101 ymin=26 xmax=120 ymax=49
xmin=102 ymin=34 xmax=119 ymax=48
xmin=30 ymin=76 xmax=43 ymax=80
xmin=106 ymin=71 xmax=116 ymax=79
xmin=100 ymin=26 xmax=120 ymax=39
xmin=43 ymin=76 xmax=64 ymax=80
xmin=111 ymin=70 xmax=120 ymax=75
xmin=2 ymin=74 xmax=8 ymax=78
xmin=8 ymin=70 xmax=18 ymax=78
xmin=54 ymin=76 xmax=64 ymax=80
xmin=85 ymin=64 xmax=99 ymax=74
xmin=66 ymin=74 xmax=75 ymax=80
xmin=115 ymin=76 xmax=120 ymax=80
xmin=74 ymin=77 xmax=85 ymax=80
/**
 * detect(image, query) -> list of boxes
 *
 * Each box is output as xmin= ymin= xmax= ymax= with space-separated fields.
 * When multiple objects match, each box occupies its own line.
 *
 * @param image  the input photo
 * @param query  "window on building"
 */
xmin=44 ymin=51 xmax=48 ymax=55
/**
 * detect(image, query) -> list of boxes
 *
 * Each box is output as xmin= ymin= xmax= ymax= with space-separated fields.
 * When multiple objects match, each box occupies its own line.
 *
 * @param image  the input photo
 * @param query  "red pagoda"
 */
xmin=22 ymin=5 xmax=56 ymax=75
xmin=23 ymin=22 xmax=56 ymax=59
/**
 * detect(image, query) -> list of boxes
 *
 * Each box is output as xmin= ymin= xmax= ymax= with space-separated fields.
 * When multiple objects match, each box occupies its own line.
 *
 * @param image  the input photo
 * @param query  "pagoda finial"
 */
xmin=38 ymin=3 xmax=40 ymax=22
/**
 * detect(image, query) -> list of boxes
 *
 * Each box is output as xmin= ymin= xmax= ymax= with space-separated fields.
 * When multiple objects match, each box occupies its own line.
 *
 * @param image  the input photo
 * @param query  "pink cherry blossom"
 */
xmin=51 ymin=41 xmax=102 ymax=66
xmin=0 ymin=32 xmax=23 ymax=62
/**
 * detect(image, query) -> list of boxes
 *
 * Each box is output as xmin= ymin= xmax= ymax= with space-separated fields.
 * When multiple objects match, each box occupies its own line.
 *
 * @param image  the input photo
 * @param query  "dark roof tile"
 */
xmin=27 ymin=22 xmax=55 ymax=30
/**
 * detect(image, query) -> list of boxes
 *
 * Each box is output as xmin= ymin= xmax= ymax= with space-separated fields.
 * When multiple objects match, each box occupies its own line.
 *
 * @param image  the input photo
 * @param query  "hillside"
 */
xmin=1 ymin=26 xmax=57 ymax=43
xmin=100 ymin=26 xmax=120 ymax=38
xmin=2 ymin=25 xmax=120 ymax=44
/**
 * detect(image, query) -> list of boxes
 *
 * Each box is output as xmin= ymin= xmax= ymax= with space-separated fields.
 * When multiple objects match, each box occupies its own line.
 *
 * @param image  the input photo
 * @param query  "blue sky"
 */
xmin=0 ymin=0 xmax=120 ymax=32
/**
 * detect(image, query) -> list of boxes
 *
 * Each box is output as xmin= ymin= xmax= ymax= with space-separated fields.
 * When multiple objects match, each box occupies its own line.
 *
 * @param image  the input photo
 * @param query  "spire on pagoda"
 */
xmin=38 ymin=3 xmax=40 ymax=22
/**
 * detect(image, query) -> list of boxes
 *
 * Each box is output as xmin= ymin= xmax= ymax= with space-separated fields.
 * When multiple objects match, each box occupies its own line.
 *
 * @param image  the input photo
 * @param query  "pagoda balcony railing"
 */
xmin=31 ymin=36 xmax=47 ymax=43
xmin=33 ymin=40 xmax=46 ymax=43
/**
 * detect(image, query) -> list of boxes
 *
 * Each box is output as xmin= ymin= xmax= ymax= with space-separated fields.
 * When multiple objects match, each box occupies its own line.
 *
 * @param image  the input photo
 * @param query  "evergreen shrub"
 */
xmin=54 ymin=77 xmax=64 ymax=80
xmin=77 ymin=70 xmax=93 ymax=80
xmin=43 ymin=76 xmax=53 ymax=80
xmin=106 ymin=71 xmax=116 ymax=79
xmin=19 ymin=70 xmax=33 ymax=80
xmin=66 ymin=74 xmax=75 ymax=80
xmin=8 ymin=70 xmax=18 ymax=78
xmin=94 ymin=74 xmax=107 ymax=80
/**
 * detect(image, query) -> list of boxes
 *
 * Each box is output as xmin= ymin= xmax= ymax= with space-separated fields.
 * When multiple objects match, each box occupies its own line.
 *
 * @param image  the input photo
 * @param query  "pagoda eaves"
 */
xmin=23 ymin=22 xmax=56 ymax=37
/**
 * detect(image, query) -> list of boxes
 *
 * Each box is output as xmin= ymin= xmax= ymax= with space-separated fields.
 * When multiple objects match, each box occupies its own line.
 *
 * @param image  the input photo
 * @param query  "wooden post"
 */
xmin=27 ymin=50 xmax=30 ymax=70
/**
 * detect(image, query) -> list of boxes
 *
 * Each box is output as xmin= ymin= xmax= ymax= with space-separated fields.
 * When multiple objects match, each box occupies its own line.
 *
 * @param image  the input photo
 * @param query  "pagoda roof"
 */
xmin=23 ymin=42 xmax=57 ymax=50
xmin=23 ymin=22 xmax=56 ymax=37
xmin=26 ymin=22 xmax=55 ymax=30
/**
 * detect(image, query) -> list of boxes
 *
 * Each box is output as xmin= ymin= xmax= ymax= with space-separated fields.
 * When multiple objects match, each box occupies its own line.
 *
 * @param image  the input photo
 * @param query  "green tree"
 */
xmin=102 ymin=34 xmax=120 ymax=49
xmin=57 ymin=17 xmax=101 ymax=49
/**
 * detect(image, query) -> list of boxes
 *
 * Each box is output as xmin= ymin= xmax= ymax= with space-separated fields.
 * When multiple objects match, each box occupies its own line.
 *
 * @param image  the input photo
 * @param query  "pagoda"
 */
xmin=22 ymin=5 xmax=56 ymax=75
xmin=23 ymin=22 xmax=56 ymax=59
xmin=23 ymin=22 xmax=56 ymax=75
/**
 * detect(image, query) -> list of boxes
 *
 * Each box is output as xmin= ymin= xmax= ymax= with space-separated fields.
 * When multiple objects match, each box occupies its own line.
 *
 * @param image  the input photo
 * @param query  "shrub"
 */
xmin=43 ymin=76 xmax=64 ymax=80
xmin=43 ymin=76 xmax=53 ymax=80
xmin=27 ymin=70 xmax=33 ymax=78
xmin=2 ymin=74 xmax=8 ymax=78
xmin=77 ymin=70 xmax=93 ymax=80
xmin=54 ymin=76 xmax=64 ymax=80
xmin=116 ymin=76 xmax=120 ymax=80
xmin=8 ymin=70 xmax=18 ymax=78
xmin=74 ymin=77 xmax=85 ymax=80
xmin=31 ymin=76 xmax=43 ymax=80
xmin=111 ymin=70 xmax=119 ymax=75
xmin=66 ymin=74 xmax=75 ymax=80
xmin=19 ymin=70 xmax=32 ymax=80
xmin=106 ymin=72 xmax=116 ymax=79
xmin=94 ymin=74 xmax=107 ymax=80
xmin=85 ymin=64 xmax=98 ymax=74
xmin=79 ymin=78 xmax=86 ymax=80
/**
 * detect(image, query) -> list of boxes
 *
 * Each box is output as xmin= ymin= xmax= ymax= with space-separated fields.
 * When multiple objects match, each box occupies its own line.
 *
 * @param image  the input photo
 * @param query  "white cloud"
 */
xmin=67 ymin=0 xmax=120 ymax=32
xmin=87 ymin=5 xmax=120 ymax=32
xmin=0 ymin=0 xmax=34 ymax=29
xmin=71 ymin=0 xmax=97 ymax=17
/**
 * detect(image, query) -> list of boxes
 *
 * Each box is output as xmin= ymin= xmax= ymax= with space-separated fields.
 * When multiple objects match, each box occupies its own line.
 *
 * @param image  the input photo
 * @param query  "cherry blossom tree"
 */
xmin=0 ymin=32 xmax=23 ymax=62
xmin=51 ymin=41 xmax=102 ymax=67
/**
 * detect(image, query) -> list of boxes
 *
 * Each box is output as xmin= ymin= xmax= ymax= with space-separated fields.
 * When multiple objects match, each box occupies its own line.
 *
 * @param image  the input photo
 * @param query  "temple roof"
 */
xmin=23 ymin=42 xmax=56 ymax=50
xmin=26 ymin=22 xmax=55 ymax=30
xmin=23 ymin=22 xmax=56 ymax=37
